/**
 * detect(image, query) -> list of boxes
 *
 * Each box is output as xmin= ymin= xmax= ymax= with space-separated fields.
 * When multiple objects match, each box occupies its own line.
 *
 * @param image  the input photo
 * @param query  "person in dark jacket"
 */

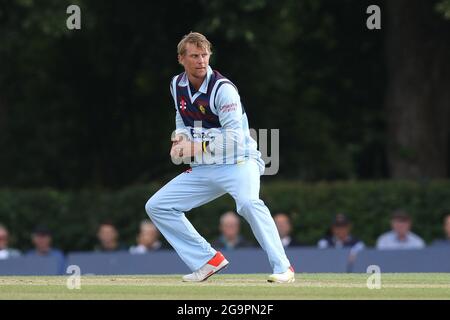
xmin=273 ymin=213 xmax=302 ymax=248
xmin=317 ymin=214 xmax=365 ymax=261
xmin=211 ymin=211 xmax=252 ymax=250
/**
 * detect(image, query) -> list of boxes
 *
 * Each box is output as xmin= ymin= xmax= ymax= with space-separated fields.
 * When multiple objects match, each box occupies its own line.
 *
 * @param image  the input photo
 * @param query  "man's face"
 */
xmin=274 ymin=215 xmax=291 ymax=238
xmin=391 ymin=219 xmax=411 ymax=237
xmin=332 ymin=225 xmax=351 ymax=241
xmin=97 ymin=225 xmax=118 ymax=247
xmin=178 ymin=43 xmax=210 ymax=80
xmin=0 ymin=229 xmax=9 ymax=250
xmin=32 ymin=234 xmax=51 ymax=252
xmin=220 ymin=216 xmax=240 ymax=241
xmin=138 ymin=224 xmax=159 ymax=247
xmin=444 ymin=215 xmax=450 ymax=238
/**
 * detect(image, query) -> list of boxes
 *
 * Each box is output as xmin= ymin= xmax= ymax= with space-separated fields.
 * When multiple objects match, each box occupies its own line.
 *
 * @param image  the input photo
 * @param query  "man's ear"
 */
xmin=178 ymin=54 xmax=184 ymax=66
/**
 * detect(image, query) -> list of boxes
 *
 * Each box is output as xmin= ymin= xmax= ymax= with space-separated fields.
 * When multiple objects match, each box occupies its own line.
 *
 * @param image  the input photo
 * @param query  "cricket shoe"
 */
xmin=267 ymin=266 xmax=295 ymax=283
xmin=182 ymin=252 xmax=229 ymax=282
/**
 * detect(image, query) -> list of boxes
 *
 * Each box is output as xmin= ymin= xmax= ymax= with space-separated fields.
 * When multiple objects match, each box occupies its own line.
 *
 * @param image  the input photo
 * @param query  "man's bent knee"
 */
xmin=145 ymin=195 xmax=184 ymax=218
xmin=145 ymin=196 xmax=160 ymax=217
xmin=237 ymin=198 xmax=265 ymax=216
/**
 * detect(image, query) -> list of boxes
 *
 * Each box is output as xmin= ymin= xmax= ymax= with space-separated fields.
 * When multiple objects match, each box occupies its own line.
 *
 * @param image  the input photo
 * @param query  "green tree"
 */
xmin=385 ymin=0 xmax=450 ymax=179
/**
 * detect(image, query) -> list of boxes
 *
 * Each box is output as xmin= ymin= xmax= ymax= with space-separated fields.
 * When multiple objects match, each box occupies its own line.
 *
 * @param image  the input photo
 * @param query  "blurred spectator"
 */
xmin=0 ymin=224 xmax=21 ymax=259
xmin=212 ymin=211 xmax=252 ymax=250
xmin=317 ymin=214 xmax=365 ymax=260
xmin=95 ymin=221 xmax=127 ymax=252
xmin=376 ymin=210 xmax=425 ymax=250
xmin=129 ymin=220 xmax=162 ymax=254
xmin=26 ymin=225 xmax=65 ymax=273
xmin=431 ymin=213 xmax=450 ymax=247
xmin=273 ymin=213 xmax=302 ymax=248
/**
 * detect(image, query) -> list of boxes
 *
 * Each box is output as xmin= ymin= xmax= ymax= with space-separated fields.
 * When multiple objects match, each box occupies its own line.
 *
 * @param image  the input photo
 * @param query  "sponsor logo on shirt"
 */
xmin=219 ymin=102 xmax=237 ymax=113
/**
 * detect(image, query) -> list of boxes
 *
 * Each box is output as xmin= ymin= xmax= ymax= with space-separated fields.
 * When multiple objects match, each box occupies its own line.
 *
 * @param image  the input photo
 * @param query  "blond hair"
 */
xmin=177 ymin=32 xmax=212 ymax=56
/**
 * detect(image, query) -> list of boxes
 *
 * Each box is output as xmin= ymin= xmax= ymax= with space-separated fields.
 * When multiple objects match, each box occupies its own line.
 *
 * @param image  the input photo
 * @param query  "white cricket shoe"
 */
xmin=182 ymin=251 xmax=229 ymax=282
xmin=268 ymin=266 xmax=295 ymax=283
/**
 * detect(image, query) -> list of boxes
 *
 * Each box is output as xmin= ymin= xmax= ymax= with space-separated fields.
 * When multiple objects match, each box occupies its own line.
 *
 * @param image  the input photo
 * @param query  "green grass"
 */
xmin=0 ymin=273 xmax=449 ymax=300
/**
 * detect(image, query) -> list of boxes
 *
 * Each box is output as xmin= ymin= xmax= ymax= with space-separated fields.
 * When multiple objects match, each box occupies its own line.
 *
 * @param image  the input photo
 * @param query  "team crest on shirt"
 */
xmin=179 ymin=97 xmax=187 ymax=111
xmin=199 ymin=105 xmax=206 ymax=114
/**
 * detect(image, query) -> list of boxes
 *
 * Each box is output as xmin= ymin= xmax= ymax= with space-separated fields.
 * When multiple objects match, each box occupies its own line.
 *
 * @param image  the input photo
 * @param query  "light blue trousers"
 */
xmin=145 ymin=159 xmax=291 ymax=273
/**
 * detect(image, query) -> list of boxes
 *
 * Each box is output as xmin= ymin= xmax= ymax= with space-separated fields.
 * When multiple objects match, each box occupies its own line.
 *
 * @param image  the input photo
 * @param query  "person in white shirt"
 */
xmin=129 ymin=220 xmax=162 ymax=254
xmin=431 ymin=213 xmax=450 ymax=247
xmin=0 ymin=224 xmax=21 ymax=260
xmin=376 ymin=210 xmax=425 ymax=250
xmin=145 ymin=32 xmax=293 ymax=283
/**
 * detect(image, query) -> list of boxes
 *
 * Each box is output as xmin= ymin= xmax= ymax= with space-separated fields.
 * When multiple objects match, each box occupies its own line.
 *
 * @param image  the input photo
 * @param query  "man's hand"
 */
xmin=170 ymin=134 xmax=185 ymax=159
xmin=170 ymin=134 xmax=202 ymax=159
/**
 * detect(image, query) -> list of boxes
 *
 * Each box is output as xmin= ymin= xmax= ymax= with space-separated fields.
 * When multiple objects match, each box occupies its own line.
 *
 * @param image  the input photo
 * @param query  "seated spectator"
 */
xmin=376 ymin=209 xmax=425 ymax=250
xmin=95 ymin=221 xmax=127 ymax=252
xmin=431 ymin=213 xmax=450 ymax=247
xmin=26 ymin=225 xmax=65 ymax=274
xmin=129 ymin=220 xmax=162 ymax=254
xmin=273 ymin=213 xmax=302 ymax=248
xmin=317 ymin=214 xmax=365 ymax=260
xmin=211 ymin=211 xmax=252 ymax=250
xmin=0 ymin=224 xmax=21 ymax=259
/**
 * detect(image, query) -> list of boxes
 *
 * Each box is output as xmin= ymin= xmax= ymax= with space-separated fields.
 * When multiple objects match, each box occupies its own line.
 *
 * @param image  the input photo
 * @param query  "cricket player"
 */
xmin=145 ymin=32 xmax=294 ymax=283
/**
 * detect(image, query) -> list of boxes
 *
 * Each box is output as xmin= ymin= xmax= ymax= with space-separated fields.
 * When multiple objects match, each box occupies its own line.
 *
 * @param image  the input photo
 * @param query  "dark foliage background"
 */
xmin=1 ymin=0 xmax=449 ymax=251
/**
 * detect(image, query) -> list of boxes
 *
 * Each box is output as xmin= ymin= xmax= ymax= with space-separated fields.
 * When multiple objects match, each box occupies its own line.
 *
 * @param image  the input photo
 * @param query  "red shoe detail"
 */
xmin=208 ymin=252 xmax=226 ymax=267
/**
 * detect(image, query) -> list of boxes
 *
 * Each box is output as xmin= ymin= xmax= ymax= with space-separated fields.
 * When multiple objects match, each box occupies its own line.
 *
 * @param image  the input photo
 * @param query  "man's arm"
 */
xmin=169 ymin=78 xmax=196 ymax=160
xmin=375 ymin=234 xmax=387 ymax=250
xmin=170 ymin=77 xmax=190 ymax=137
xmin=205 ymin=83 xmax=245 ymax=156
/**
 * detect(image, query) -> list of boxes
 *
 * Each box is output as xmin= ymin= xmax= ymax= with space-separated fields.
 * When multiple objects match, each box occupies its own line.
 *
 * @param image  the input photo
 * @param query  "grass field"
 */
xmin=0 ymin=273 xmax=449 ymax=300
